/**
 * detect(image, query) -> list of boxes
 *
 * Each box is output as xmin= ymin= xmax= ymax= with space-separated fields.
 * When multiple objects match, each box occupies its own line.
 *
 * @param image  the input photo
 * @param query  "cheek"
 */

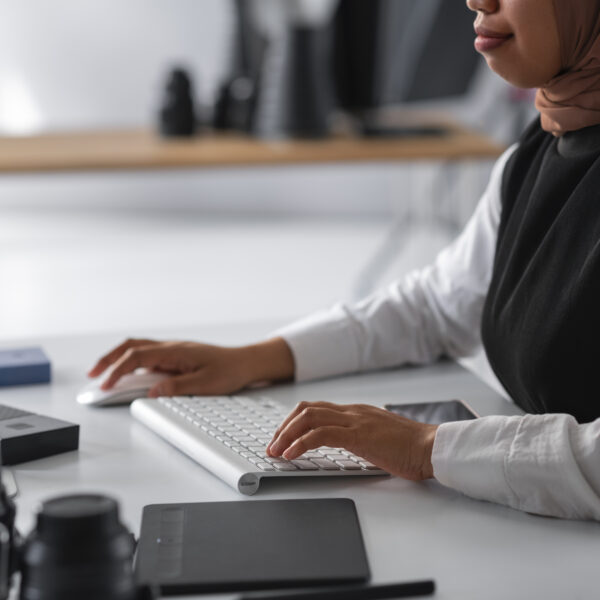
xmin=484 ymin=3 xmax=562 ymax=88
xmin=512 ymin=0 xmax=562 ymax=82
xmin=517 ymin=26 xmax=562 ymax=85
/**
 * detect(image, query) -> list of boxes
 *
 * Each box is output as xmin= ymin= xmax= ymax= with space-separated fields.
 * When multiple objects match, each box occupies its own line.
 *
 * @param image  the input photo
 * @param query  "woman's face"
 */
xmin=466 ymin=0 xmax=562 ymax=88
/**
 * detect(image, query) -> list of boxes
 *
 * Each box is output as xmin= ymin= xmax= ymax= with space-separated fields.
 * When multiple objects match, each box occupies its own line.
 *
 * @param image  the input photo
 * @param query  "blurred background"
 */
xmin=0 ymin=0 xmax=536 ymax=365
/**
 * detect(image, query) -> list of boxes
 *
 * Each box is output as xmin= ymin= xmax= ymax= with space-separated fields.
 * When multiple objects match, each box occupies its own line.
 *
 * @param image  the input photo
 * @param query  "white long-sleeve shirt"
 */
xmin=276 ymin=145 xmax=600 ymax=521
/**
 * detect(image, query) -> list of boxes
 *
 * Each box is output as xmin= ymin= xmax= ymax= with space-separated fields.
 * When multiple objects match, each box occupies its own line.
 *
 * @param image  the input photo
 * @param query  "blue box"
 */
xmin=0 ymin=347 xmax=51 ymax=387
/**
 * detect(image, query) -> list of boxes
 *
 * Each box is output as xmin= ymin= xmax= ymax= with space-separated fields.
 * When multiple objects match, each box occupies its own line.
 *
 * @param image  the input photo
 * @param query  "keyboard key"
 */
xmin=273 ymin=462 xmax=298 ymax=471
xmin=344 ymin=453 xmax=361 ymax=461
xmin=226 ymin=416 xmax=247 ymax=423
xmin=359 ymin=461 xmax=379 ymax=470
xmin=256 ymin=463 xmax=276 ymax=471
xmin=325 ymin=453 xmax=345 ymax=461
xmin=301 ymin=452 xmax=323 ymax=459
xmin=311 ymin=459 xmax=340 ymax=471
xmin=218 ymin=426 xmax=238 ymax=433
xmin=335 ymin=460 xmax=362 ymax=470
xmin=232 ymin=436 xmax=255 ymax=444
xmin=291 ymin=460 xmax=319 ymax=471
xmin=340 ymin=450 xmax=356 ymax=457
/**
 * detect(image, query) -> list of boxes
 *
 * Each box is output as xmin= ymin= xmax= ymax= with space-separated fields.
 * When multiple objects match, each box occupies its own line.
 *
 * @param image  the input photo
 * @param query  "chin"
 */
xmin=485 ymin=58 xmax=543 ymax=89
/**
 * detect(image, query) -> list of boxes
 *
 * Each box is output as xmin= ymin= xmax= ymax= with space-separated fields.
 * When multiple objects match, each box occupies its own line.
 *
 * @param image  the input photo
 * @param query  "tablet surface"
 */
xmin=135 ymin=498 xmax=370 ymax=595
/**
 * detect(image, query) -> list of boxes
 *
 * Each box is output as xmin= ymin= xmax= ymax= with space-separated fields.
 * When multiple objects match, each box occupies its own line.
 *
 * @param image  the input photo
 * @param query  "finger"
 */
xmin=101 ymin=347 xmax=163 ymax=389
xmin=267 ymin=401 xmax=347 ymax=452
xmin=282 ymin=427 xmax=350 ymax=460
xmin=88 ymin=338 xmax=156 ymax=377
xmin=268 ymin=407 xmax=353 ymax=457
xmin=148 ymin=372 xmax=207 ymax=398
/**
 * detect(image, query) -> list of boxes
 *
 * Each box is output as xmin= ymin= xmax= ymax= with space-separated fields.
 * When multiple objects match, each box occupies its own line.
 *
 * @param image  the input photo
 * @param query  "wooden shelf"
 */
xmin=0 ymin=126 xmax=504 ymax=174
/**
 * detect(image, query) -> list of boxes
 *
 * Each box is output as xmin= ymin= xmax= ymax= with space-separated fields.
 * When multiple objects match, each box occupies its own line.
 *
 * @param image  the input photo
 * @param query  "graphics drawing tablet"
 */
xmin=135 ymin=498 xmax=370 ymax=595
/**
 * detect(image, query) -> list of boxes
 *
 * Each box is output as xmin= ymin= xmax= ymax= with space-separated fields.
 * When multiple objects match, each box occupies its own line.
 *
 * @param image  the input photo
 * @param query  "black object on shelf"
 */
xmin=214 ymin=76 xmax=258 ymax=133
xmin=159 ymin=67 xmax=198 ymax=137
xmin=283 ymin=26 xmax=334 ymax=139
xmin=214 ymin=0 xmax=267 ymax=133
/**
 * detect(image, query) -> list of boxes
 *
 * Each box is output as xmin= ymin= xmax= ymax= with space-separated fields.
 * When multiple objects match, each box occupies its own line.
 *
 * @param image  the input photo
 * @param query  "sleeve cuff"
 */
xmin=432 ymin=415 xmax=522 ymax=507
xmin=272 ymin=305 xmax=362 ymax=383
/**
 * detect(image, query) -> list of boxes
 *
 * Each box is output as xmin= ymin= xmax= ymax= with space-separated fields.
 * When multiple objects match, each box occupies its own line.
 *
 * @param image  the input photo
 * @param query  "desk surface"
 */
xmin=0 ymin=126 xmax=503 ymax=174
xmin=2 ymin=322 xmax=598 ymax=599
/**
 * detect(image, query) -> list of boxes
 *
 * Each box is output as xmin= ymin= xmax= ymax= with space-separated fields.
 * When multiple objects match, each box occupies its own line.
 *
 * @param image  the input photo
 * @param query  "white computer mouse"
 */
xmin=77 ymin=370 xmax=170 ymax=407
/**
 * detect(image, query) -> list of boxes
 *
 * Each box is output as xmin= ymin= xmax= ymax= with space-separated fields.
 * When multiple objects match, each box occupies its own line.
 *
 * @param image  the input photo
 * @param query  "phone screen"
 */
xmin=385 ymin=400 xmax=478 ymax=425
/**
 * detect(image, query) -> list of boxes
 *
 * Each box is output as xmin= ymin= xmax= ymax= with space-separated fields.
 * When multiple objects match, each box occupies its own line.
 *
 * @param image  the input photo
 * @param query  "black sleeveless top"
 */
xmin=481 ymin=118 xmax=600 ymax=424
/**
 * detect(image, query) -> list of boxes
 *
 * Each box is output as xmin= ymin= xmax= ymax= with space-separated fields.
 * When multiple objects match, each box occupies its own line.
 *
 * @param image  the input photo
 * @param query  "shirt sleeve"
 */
xmin=433 ymin=414 xmax=600 ymax=521
xmin=275 ymin=145 xmax=518 ymax=382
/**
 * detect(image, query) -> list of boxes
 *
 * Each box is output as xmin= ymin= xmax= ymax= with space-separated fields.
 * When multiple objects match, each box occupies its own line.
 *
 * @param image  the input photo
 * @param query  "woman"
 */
xmin=90 ymin=0 xmax=600 ymax=520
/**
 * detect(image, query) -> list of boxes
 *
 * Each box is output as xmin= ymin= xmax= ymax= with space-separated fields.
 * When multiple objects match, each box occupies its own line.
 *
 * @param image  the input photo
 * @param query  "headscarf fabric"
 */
xmin=536 ymin=0 xmax=600 ymax=136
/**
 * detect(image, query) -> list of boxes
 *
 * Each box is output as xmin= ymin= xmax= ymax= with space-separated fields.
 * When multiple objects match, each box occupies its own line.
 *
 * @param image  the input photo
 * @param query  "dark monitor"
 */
xmin=332 ymin=0 xmax=481 ymax=114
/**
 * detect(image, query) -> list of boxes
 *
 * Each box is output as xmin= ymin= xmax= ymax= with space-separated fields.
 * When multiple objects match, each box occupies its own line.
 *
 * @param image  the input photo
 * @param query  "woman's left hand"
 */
xmin=267 ymin=402 xmax=439 ymax=481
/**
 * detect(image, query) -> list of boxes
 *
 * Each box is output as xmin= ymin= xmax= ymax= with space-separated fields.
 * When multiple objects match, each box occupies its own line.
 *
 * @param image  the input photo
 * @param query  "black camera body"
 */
xmin=0 ymin=476 xmax=18 ymax=600
xmin=0 ymin=470 xmax=157 ymax=600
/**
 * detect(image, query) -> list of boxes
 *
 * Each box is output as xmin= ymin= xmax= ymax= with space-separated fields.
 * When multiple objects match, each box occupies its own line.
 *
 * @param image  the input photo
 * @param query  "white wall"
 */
xmin=0 ymin=0 xmax=232 ymax=134
xmin=0 ymin=0 xmax=501 ymax=222
xmin=0 ymin=1 xmax=526 ymax=141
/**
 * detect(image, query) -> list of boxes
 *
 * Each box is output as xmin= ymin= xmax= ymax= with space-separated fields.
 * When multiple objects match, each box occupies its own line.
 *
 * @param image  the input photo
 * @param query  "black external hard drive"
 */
xmin=0 ymin=404 xmax=79 ymax=464
xmin=135 ymin=498 xmax=370 ymax=595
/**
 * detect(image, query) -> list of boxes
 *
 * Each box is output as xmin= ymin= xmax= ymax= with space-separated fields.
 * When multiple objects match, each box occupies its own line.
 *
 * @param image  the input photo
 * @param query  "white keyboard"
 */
xmin=131 ymin=395 xmax=387 ymax=495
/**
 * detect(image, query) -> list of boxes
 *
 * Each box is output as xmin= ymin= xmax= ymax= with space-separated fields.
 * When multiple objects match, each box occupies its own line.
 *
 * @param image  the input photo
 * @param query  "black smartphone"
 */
xmin=385 ymin=400 xmax=478 ymax=425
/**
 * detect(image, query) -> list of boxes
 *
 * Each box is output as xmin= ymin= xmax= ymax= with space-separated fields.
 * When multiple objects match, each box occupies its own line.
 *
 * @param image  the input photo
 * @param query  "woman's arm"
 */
xmin=92 ymin=146 xmax=516 ymax=392
xmin=267 ymin=403 xmax=600 ymax=521
xmin=275 ymin=145 xmax=518 ymax=382
xmin=88 ymin=337 xmax=295 ymax=396
xmin=433 ymin=414 xmax=600 ymax=521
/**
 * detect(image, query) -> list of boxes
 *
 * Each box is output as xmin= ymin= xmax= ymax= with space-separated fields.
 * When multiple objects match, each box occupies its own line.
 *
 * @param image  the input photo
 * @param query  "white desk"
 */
xmin=2 ymin=322 xmax=599 ymax=599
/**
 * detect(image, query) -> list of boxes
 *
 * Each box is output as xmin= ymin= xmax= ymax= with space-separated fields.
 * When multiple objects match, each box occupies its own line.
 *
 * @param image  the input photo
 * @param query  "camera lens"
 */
xmin=20 ymin=494 xmax=138 ymax=600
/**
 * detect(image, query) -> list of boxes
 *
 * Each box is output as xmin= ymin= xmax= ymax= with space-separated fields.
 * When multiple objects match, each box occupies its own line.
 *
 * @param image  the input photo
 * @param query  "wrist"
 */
xmin=421 ymin=424 xmax=439 ymax=480
xmin=239 ymin=337 xmax=295 ymax=386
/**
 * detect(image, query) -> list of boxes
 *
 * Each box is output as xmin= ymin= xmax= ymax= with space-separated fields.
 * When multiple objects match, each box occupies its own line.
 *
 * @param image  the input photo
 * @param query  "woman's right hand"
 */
xmin=87 ymin=337 xmax=295 ymax=398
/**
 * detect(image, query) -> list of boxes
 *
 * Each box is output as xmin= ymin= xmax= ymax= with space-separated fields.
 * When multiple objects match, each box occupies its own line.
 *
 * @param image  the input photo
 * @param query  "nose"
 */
xmin=466 ymin=0 xmax=499 ymax=14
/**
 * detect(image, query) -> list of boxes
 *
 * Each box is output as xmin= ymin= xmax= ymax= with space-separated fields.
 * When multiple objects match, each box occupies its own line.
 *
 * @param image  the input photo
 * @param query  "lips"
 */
xmin=474 ymin=25 xmax=514 ymax=53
